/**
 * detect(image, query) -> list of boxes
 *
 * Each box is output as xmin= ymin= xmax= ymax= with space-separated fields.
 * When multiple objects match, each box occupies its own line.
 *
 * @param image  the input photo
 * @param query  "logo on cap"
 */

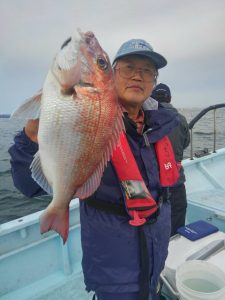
xmin=130 ymin=40 xmax=153 ymax=51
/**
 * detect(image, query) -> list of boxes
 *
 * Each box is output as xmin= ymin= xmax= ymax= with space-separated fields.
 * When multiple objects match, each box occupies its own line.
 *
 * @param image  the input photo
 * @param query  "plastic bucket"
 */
xmin=176 ymin=260 xmax=225 ymax=300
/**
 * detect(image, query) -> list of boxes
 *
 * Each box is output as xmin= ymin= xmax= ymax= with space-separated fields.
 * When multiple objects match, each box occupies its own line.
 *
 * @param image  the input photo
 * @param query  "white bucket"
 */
xmin=176 ymin=260 xmax=225 ymax=300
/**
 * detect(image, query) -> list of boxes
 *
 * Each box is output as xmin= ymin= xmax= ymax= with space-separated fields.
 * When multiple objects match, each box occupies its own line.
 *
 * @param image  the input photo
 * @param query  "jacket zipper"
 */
xmin=142 ymin=128 xmax=152 ymax=147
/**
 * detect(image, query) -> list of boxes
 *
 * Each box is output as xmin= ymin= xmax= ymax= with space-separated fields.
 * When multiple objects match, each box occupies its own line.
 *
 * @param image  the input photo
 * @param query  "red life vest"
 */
xmin=111 ymin=131 xmax=179 ymax=226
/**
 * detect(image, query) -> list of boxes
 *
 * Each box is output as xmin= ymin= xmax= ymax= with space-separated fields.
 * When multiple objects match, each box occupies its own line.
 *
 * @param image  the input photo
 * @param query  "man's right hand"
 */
xmin=25 ymin=119 xmax=39 ymax=143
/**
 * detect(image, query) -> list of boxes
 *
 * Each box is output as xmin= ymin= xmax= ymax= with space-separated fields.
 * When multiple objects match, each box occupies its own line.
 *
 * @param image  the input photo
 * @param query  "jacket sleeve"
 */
xmin=8 ymin=128 xmax=46 ymax=198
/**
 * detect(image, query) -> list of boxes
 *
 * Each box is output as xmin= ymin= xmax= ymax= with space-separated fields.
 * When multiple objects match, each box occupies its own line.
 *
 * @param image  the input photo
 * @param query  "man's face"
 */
xmin=114 ymin=55 xmax=157 ymax=107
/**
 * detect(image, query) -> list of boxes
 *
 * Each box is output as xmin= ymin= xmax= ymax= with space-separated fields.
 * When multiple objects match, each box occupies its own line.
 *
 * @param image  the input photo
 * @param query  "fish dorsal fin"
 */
xmin=30 ymin=151 xmax=53 ymax=195
xmin=75 ymin=106 xmax=125 ymax=199
xmin=11 ymin=89 xmax=42 ymax=120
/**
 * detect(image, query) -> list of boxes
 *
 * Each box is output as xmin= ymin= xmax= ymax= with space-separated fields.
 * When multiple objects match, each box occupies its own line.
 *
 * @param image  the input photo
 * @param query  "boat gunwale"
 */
xmin=0 ymin=198 xmax=80 ymax=236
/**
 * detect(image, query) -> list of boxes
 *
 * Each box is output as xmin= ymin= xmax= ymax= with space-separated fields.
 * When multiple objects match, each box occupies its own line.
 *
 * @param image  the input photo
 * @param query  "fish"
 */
xmin=11 ymin=30 xmax=124 ymax=243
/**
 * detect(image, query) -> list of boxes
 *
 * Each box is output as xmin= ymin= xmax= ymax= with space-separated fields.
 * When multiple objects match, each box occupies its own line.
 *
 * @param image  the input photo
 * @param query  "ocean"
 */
xmin=1 ymin=107 xmax=225 ymax=224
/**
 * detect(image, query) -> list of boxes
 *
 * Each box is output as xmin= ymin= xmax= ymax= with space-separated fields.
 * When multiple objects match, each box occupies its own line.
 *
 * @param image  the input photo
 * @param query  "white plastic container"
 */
xmin=163 ymin=231 xmax=225 ymax=291
xmin=176 ymin=260 xmax=225 ymax=300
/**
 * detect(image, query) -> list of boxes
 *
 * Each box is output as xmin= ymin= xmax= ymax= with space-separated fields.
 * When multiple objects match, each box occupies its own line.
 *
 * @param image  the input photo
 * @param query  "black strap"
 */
xmin=84 ymin=189 xmax=169 ymax=219
xmin=161 ymin=187 xmax=171 ymax=201
xmin=92 ymin=294 xmax=96 ymax=300
xmin=85 ymin=196 xmax=127 ymax=216
xmin=138 ymin=226 xmax=150 ymax=300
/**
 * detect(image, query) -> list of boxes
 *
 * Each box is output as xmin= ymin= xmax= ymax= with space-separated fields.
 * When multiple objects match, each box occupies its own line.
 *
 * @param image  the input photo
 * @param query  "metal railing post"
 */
xmin=213 ymin=109 xmax=216 ymax=153
xmin=190 ymin=128 xmax=193 ymax=160
xmin=188 ymin=103 xmax=225 ymax=158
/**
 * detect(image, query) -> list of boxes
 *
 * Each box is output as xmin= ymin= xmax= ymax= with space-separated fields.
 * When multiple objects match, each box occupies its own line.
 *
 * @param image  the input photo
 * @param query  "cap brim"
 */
xmin=112 ymin=51 xmax=167 ymax=69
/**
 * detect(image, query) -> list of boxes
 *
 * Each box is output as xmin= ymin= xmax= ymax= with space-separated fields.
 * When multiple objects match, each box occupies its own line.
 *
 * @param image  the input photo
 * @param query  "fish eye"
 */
xmin=97 ymin=56 xmax=108 ymax=70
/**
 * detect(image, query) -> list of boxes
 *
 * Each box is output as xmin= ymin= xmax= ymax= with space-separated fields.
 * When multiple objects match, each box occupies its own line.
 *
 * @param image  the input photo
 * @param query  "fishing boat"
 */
xmin=161 ymin=103 xmax=225 ymax=299
xmin=1 ymin=104 xmax=225 ymax=300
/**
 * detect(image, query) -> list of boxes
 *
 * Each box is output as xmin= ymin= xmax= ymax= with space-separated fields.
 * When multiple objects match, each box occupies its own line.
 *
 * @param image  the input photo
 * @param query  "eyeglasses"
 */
xmin=115 ymin=65 xmax=157 ymax=82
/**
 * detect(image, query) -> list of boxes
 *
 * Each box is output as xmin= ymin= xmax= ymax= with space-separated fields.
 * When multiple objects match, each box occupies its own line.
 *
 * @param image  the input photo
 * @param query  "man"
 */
xmin=151 ymin=83 xmax=190 ymax=236
xmin=9 ymin=39 xmax=179 ymax=300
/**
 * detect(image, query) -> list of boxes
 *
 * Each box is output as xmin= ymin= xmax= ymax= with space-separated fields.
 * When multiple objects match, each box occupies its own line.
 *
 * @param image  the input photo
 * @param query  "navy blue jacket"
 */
xmin=8 ymin=105 xmax=179 ymax=300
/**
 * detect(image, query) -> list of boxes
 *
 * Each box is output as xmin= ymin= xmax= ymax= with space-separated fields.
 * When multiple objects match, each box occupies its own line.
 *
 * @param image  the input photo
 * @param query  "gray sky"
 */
xmin=1 ymin=0 xmax=225 ymax=113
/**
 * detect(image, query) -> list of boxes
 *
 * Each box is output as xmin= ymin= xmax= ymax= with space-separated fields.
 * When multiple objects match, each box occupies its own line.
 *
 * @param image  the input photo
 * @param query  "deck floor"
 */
xmin=1 ymin=271 xmax=94 ymax=300
xmin=35 ymin=272 xmax=94 ymax=300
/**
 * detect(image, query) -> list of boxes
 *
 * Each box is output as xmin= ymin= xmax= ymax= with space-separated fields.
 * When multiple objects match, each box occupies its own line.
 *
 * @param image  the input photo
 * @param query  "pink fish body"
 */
xmin=12 ymin=31 xmax=124 ymax=242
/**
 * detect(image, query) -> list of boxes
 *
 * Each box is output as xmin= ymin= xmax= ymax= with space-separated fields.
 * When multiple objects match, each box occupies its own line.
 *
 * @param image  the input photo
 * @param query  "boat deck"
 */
xmin=1 ymin=272 xmax=90 ymax=300
xmin=184 ymin=148 xmax=225 ymax=231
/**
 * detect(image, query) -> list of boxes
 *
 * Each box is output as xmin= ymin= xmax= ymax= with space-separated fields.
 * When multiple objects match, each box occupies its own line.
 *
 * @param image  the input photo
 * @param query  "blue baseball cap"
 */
xmin=112 ymin=39 xmax=167 ymax=69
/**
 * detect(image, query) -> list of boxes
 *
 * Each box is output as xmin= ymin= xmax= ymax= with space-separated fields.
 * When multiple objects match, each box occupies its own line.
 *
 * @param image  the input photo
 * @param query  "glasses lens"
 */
xmin=118 ymin=66 xmax=156 ymax=82
xmin=142 ymin=69 xmax=156 ymax=82
xmin=120 ymin=66 xmax=133 ymax=78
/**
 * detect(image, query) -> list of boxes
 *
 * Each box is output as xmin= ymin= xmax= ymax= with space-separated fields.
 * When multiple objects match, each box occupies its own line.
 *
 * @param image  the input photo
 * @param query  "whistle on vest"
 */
xmin=121 ymin=180 xmax=158 ymax=227
xmin=129 ymin=211 xmax=146 ymax=226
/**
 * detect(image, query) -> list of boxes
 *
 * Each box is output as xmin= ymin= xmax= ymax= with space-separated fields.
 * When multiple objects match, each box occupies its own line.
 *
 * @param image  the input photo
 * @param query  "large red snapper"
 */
xmin=12 ymin=31 xmax=124 ymax=243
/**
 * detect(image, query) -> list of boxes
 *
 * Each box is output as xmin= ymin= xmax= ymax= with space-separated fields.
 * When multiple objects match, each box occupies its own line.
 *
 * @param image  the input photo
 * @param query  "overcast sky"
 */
xmin=1 ymin=0 xmax=225 ymax=113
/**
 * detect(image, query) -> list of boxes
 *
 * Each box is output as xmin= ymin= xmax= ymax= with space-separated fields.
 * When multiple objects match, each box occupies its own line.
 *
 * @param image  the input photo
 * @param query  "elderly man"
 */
xmin=9 ymin=39 xmax=179 ymax=300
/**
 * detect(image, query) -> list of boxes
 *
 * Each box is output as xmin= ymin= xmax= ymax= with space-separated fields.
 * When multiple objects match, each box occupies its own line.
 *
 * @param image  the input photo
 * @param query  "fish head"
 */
xmin=50 ymin=30 xmax=115 ymax=97
xmin=78 ymin=31 xmax=114 ymax=92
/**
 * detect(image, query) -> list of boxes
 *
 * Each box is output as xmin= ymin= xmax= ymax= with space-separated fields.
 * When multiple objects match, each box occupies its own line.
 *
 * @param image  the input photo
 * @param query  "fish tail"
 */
xmin=40 ymin=205 xmax=69 ymax=244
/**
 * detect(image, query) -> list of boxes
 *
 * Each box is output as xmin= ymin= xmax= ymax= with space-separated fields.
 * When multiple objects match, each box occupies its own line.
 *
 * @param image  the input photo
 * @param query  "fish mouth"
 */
xmin=78 ymin=81 xmax=94 ymax=88
xmin=61 ymin=81 xmax=95 ymax=95
xmin=78 ymin=30 xmax=95 ymax=45
xmin=78 ymin=81 xmax=99 ymax=93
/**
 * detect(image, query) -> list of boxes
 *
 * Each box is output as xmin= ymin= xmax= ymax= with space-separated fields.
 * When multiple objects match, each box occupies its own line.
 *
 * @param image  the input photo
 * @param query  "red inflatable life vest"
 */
xmin=111 ymin=131 xmax=179 ymax=226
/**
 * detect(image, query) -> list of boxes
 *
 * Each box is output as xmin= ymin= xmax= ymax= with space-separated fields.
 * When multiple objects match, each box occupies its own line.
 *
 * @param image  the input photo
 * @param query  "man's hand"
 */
xmin=25 ymin=119 xmax=39 ymax=143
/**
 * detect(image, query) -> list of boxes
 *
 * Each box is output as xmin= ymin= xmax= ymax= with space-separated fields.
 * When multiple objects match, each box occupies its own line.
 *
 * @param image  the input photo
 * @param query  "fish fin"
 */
xmin=103 ymin=104 xmax=125 ymax=161
xmin=76 ymin=106 xmax=125 ymax=199
xmin=40 ymin=205 xmax=69 ymax=244
xmin=75 ymin=162 xmax=104 ymax=199
xmin=30 ymin=151 xmax=53 ymax=195
xmin=11 ymin=89 xmax=42 ymax=120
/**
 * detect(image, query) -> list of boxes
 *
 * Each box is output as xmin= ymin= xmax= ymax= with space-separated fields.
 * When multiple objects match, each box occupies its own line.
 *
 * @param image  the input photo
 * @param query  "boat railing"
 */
xmin=188 ymin=103 xmax=225 ymax=160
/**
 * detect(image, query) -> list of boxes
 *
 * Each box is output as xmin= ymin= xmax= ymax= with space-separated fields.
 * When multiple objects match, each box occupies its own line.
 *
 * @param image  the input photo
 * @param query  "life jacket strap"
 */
xmin=85 ymin=196 xmax=127 ymax=217
xmin=84 ymin=189 xmax=170 ymax=224
xmin=111 ymin=132 xmax=158 ymax=226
